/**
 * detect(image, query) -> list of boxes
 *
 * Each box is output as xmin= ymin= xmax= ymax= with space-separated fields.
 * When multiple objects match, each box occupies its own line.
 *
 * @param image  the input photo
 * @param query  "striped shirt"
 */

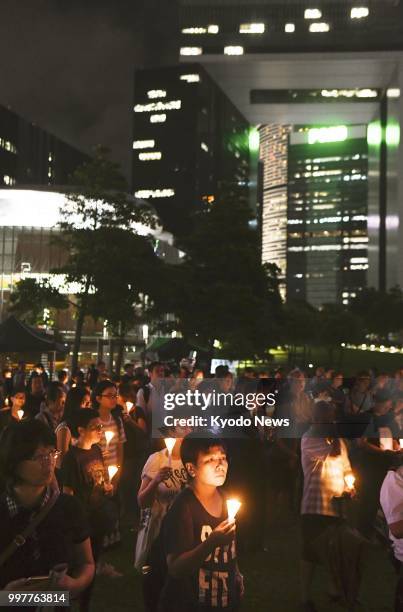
xmin=301 ymin=433 xmax=352 ymax=517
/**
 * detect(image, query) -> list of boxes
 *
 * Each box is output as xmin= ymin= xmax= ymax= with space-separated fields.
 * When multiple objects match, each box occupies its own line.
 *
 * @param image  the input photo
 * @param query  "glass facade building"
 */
xmin=132 ymin=63 xmax=250 ymax=236
xmin=287 ymin=125 xmax=368 ymax=306
xmin=0 ymin=103 xmax=89 ymax=188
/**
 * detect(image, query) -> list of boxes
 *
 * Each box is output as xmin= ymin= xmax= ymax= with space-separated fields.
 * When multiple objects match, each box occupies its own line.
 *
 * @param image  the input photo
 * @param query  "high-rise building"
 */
xmin=132 ymin=63 xmax=249 ymax=235
xmin=0 ymin=103 xmax=89 ymax=188
xmin=176 ymin=0 xmax=403 ymax=290
xmin=259 ymin=124 xmax=368 ymax=307
xmin=259 ymin=124 xmax=290 ymax=296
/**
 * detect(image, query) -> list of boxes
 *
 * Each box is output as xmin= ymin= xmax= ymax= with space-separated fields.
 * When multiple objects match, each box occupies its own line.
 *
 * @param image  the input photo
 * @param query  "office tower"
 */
xmin=132 ymin=63 xmax=249 ymax=235
xmin=0 ymin=103 xmax=89 ymax=187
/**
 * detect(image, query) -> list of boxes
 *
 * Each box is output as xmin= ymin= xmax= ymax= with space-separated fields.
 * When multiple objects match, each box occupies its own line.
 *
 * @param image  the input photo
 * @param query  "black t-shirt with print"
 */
xmin=160 ymin=487 xmax=238 ymax=611
xmin=61 ymin=445 xmax=106 ymax=511
xmin=0 ymin=493 xmax=89 ymax=591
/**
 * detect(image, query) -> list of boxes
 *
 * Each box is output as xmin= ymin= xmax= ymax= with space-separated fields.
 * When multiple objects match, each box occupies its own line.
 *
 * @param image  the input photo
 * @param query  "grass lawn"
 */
xmin=88 ymin=518 xmax=396 ymax=612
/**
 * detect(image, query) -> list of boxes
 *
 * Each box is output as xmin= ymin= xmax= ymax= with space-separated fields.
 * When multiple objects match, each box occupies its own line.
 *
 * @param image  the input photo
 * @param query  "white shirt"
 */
xmin=141 ymin=449 xmax=188 ymax=512
xmin=380 ymin=468 xmax=403 ymax=562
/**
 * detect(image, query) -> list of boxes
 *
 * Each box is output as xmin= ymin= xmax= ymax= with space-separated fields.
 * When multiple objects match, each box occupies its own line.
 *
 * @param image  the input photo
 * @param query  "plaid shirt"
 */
xmin=301 ymin=433 xmax=351 ymax=517
xmin=6 ymin=486 xmax=54 ymax=561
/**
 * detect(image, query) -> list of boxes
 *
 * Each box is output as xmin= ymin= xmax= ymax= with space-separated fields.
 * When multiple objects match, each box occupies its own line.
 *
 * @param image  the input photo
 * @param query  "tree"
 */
xmin=9 ymin=278 xmax=69 ymax=326
xmin=54 ymin=146 xmax=156 ymax=373
xmin=282 ymin=300 xmax=320 ymax=365
xmin=163 ymin=193 xmax=283 ymax=362
xmin=319 ymin=303 xmax=365 ymax=364
xmin=349 ymin=286 xmax=403 ymax=340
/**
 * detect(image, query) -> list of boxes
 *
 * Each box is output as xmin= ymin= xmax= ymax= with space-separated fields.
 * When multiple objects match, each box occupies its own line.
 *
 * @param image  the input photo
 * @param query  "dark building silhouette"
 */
xmin=132 ymin=63 xmax=250 ymax=235
xmin=0 ymin=103 xmax=89 ymax=188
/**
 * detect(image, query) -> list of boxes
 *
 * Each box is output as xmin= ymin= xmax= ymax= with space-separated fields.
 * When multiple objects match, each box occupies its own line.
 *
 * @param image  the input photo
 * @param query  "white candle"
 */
xmin=399 ymin=439 xmax=403 ymax=450
xmin=226 ymin=499 xmax=242 ymax=522
xmin=4 ymin=398 xmax=9 ymax=407
xmin=17 ymin=410 xmax=24 ymax=420
xmin=164 ymin=437 xmax=176 ymax=467
xmin=104 ymin=430 xmax=115 ymax=450
xmin=108 ymin=465 xmax=119 ymax=481
xmin=125 ymin=401 xmax=134 ymax=413
xmin=345 ymin=474 xmax=355 ymax=490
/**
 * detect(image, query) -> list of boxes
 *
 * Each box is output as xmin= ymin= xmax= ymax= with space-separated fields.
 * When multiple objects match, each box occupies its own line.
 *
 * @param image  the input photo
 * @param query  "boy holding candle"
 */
xmin=158 ymin=435 xmax=244 ymax=612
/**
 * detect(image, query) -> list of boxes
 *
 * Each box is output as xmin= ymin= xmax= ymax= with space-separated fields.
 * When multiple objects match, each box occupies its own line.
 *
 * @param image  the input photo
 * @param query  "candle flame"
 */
xmin=345 ymin=474 xmax=355 ymax=490
xmin=125 ymin=401 xmax=134 ymax=412
xmin=105 ymin=430 xmax=115 ymax=445
xmin=226 ymin=499 xmax=242 ymax=521
xmin=164 ymin=438 xmax=176 ymax=454
xmin=17 ymin=410 xmax=24 ymax=420
xmin=400 ymin=439 xmax=403 ymax=450
xmin=108 ymin=465 xmax=118 ymax=480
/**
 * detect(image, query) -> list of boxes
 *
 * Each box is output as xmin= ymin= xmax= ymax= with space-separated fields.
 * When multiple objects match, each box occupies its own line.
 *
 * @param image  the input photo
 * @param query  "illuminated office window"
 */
xmin=224 ymin=46 xmax=244 ymax=55
xmin=150 ymin=114 xmax=166 ymax=123
xmin=304 ymin=8 xmax=322 ymax=19
xmin=133 ymin=140 xmax=155 ymax=149
xmin=135 ymin=188 xmax=175 ymax=199
xmin=285 ymin=23 xmax=295 ymax=33
xmin=180 ymin=47 xmax=203 ymax=56
xmin=309 ymin=22 xmax=330 ymax=32
xmin=239 ymin=23 xmax=265 ymax=34
xmin=138 ymin=152 xmax=162 ymax=161
xmin=147 ymin=90 xmax=167 ymax=99
xmin=351 ymin=7 xmax=369 ymax=19
xmin=180 ymin=73 xmax=200 ymax=83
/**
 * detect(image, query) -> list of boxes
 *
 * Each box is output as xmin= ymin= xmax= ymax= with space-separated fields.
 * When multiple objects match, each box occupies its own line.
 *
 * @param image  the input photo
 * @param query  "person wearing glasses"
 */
xmin=62 ymin=409 xmax=118 ymax=609
xmin=0 ymin=419 xmax=94 ymax=602
xmin=93 ymin=381 xmax=126 ymax=550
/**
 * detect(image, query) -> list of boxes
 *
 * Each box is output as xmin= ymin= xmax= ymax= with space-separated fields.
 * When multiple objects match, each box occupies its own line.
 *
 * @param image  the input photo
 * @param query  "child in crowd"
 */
xmin=159 ymin=435 xmax=244 ymax=612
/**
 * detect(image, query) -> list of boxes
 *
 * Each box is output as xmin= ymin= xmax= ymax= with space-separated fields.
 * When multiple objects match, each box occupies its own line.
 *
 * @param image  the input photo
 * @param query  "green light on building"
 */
xmin=386 ymin=124 xmax=400 ymax=146
xmin=249 ymin=128 xmax=260 ymax=152
xmin=308 ymin=125 xmax=348 ymax=145
xmin=367 ymin=122 xmax=382 ymax=146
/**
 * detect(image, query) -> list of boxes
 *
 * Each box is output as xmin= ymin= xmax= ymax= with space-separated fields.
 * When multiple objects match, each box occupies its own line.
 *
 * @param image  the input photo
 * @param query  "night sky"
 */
xmin=0 ymin=0 xmax=178 ymax=182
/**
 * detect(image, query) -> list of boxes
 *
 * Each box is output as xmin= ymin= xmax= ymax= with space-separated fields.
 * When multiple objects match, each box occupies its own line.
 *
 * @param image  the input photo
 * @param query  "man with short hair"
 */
xmin=136 ymin=362 xmax=165 ymax=433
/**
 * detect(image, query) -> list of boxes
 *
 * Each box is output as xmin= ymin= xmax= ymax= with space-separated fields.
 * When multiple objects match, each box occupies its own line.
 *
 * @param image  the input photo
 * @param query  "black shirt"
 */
xmin=61 ymin=445 xmax=106 ymax=511
xmin=0 ymin=493 xmax=89 ymax=590
xmin=160 ymin=488 xmax=238 ymax=611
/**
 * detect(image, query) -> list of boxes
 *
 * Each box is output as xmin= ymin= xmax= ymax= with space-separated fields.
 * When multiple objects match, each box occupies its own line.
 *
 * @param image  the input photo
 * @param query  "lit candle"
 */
xmin=4 ymin=398 xmax=9 ymax=407
xmin=17 ymin=410 xmax=24 ymax=420
xmin=226 ymin=499 xmax=242 ymax=522
xmin=399 ymin=439 xmax=403 ymax=450
xmin=108 ymin=465 xmax=119 ymax=482
xmin=164 ymin=437 xmax=176 ymax=467
xmin=104 ymin=430 xmax=115 ymax=451
xmin=344 ymin=474 xmax=355 ymax=491
xmin=125 ymin=401 xmax=134 ymax=413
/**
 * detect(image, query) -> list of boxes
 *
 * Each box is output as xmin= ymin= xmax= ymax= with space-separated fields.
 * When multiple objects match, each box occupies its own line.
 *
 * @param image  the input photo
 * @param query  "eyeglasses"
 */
xmin=101 ymin=394 xmax=118 ymax=399
xmin=88 ymin=424 xmax=103 ymax=432
xmin=29 ymin=450 xmax=61 ymax=464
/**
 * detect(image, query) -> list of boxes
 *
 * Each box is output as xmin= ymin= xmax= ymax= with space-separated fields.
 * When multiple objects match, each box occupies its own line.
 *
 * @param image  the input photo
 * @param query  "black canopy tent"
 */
xmin=0 ymin=316 xmax=67 ymax=353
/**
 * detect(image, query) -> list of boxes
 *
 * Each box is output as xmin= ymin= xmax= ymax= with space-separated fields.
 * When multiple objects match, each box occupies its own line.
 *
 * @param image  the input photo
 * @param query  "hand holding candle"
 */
xmin=104 ymin=430 xmax=115 ymax=451
xmin=125 ymin=401 xmax=134 ymax=413
xmin=344 ymin=473 xmax=355 ymax=491
xmin=164 ymin=438 xmax=176 ymax=467
xmin=17 ymin=409 xmax=24 ymax=421
xmin=108 ymin=465 xmax=119 ymax=482
xmin=226 ymin=499 xmax=242 ymax=522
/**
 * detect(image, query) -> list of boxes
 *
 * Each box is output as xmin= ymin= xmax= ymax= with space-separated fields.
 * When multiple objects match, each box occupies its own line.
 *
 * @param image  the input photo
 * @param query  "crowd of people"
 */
xmin=0 ymin=359 xmax=402 ymax=611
